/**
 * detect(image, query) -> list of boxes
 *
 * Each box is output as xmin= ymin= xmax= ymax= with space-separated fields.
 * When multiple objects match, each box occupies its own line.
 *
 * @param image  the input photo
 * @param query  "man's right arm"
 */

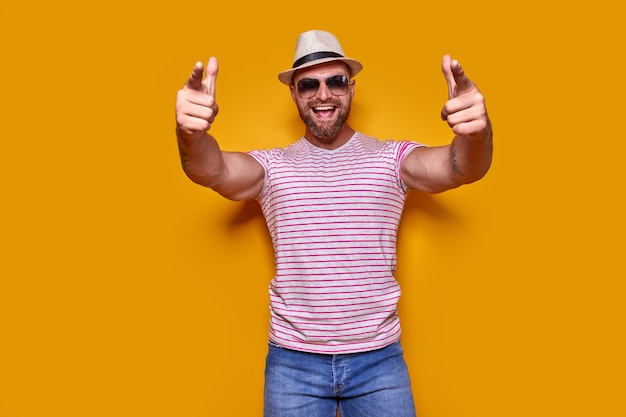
xmin=175 ymin=58 xmax=264 ymax=201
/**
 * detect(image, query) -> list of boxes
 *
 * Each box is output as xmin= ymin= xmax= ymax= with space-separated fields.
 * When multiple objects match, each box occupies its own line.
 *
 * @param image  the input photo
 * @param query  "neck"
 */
xmin=304 ymin=125 xmax=356 ymax=150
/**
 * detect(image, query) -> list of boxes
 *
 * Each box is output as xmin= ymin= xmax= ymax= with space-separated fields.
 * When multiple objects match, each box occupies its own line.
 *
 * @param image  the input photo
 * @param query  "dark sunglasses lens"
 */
xmin=297 ymin=79 xmax=320 ymax=98
xmin=326 ymin=75 xmax=349 ymax=95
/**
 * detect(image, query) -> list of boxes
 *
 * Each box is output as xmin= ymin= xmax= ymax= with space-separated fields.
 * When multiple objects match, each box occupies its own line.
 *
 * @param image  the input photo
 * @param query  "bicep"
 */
xmin=213 ymin=151 xmax=265 ymax=201
xmin=401 ymin=145 xmax=460 ymax=194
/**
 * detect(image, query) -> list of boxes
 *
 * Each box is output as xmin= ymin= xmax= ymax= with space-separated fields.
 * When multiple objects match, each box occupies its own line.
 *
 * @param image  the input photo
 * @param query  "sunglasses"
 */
xmin=296 ymin=75 xmax=350 ymax=99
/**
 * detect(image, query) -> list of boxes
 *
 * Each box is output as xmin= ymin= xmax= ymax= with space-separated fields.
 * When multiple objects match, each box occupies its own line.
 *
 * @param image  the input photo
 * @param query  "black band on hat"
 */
xmin=292 ymin=51 xmax=344 ymax=69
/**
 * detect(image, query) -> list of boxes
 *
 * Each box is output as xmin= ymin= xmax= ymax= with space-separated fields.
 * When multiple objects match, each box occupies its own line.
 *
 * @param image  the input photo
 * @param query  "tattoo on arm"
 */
xmin=178 ymin=146 xmax=190 ymax=173
xmin=450 ymin=143 xmax=463 ymax=176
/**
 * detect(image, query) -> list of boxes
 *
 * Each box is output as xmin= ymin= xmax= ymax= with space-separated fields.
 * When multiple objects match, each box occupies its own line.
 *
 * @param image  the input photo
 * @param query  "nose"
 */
xmin=316 ymin=81 xmax=332 ymax=100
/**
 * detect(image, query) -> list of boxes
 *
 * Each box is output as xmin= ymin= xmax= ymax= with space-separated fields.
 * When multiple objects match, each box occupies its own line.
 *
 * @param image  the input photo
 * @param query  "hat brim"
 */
xmin=278 ymin=57 xmax=363 ymax=85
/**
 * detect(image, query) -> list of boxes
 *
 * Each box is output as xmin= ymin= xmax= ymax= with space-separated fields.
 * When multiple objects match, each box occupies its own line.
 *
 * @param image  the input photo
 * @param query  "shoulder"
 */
xmin=354 ymin=132 xmax=424 ymax=158
xmin=247 ymin=139 xmax=309 ymax=170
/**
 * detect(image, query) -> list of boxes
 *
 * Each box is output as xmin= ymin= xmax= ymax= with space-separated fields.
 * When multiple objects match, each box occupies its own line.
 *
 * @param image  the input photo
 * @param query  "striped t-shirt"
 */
xmin=248 ymin=132 xmax=422 ymax=354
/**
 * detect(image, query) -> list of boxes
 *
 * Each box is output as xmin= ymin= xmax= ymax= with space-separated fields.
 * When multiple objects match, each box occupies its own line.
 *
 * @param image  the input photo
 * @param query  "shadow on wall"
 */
xmin=403 ymin=190 xmax=457 ymax=222
xmin=223 ymin=199 xmax=275 ymax=269
xmin=226 ymin=199 xmax=265 ymax=229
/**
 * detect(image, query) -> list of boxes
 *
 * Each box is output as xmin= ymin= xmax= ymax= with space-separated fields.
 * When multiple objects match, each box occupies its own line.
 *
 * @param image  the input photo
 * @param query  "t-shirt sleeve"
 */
xmin=388 ymin=140 xmax=425 ymax=192
xmin=247 ymin=149 xmax=271 ymax=200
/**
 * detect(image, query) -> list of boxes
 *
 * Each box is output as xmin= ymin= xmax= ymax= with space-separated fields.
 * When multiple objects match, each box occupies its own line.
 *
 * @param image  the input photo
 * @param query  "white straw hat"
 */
xmin=278 ymin=30 xmax=363 ymax=85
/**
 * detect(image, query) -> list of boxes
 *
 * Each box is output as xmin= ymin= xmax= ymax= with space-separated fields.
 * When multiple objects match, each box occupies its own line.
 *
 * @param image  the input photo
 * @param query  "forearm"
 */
xmin=449 ymin=122 xmax=493 ymax=185
xmin=176 ymin=128 xmax=225 ymax=187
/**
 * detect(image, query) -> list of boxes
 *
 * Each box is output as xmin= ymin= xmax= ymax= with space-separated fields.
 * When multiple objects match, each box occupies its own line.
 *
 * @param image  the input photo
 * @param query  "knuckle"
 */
xmin=176 ymin=89 xmax=188 ymax=101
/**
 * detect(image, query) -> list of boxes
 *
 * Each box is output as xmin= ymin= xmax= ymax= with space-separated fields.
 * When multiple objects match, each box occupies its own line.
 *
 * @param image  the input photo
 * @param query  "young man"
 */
xmin=175 ymin=30 xmax=492 ymax=417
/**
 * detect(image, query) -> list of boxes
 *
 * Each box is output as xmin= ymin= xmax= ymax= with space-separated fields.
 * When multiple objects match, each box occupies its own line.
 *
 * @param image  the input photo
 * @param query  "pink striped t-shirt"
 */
xmin=248 ymin=132 xmax=422 ymax=354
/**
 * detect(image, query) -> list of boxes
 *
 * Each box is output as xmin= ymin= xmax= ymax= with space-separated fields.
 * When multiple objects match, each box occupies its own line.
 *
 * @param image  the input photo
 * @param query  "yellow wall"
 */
xmin=1 ymin=1 xmax=624 ymax=416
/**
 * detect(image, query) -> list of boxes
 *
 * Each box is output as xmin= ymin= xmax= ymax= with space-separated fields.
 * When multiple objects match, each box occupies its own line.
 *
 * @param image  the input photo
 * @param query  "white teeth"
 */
xmin=314 ymin=106 xmax=334 ymax=111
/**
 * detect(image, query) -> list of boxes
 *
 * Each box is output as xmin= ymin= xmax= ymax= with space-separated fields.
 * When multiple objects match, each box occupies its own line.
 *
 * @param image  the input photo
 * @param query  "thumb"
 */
xmin=441 ymin=54 xmax=456 ymax=100
xmin=202 ymin=57 xmax=219 ymax=98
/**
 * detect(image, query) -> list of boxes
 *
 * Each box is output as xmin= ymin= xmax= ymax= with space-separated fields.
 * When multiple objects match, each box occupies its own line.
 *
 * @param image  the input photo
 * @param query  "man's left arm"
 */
xmin=402 ymin=55 xmax=493 ymax=194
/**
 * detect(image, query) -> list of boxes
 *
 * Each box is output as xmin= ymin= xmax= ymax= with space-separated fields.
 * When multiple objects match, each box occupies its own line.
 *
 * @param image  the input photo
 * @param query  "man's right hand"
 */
xmin=175 ymin=57 xmax=219 ymax=139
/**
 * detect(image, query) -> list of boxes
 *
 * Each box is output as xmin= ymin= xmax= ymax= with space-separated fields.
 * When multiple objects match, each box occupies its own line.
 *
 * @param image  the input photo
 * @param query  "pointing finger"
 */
xmin=203 ymin=57 xmax=219 ymax=99
xmin=450 ymin=58 xmax=474 ymax=96
xmin=185 ymin=61 xmax=204 ymax=91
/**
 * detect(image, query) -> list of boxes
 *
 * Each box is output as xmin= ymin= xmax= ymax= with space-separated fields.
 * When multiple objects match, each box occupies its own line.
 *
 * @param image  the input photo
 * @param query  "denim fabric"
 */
xmin=264 ymin=340 xmax=416 ymax=417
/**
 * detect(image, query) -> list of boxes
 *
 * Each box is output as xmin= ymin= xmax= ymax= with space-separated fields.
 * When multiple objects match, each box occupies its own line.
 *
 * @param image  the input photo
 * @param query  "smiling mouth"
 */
xmin=312 ymin=105 xmax=336 ymax=118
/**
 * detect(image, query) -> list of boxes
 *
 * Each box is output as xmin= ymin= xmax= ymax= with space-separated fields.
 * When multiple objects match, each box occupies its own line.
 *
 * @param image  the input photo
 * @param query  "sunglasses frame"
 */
xmin=296 ymin=75 xmax=351 ymax=99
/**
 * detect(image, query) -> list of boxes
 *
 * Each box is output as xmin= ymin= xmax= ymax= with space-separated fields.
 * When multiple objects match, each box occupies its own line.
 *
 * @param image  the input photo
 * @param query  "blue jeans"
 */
xmin=264 ymin=340 xmax=416 ymax=417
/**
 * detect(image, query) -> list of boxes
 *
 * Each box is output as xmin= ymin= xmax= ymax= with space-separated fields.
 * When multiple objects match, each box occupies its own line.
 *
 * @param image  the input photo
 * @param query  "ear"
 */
xmin=350 ymin=79 xmax=356 ymax=98
xmin=289 ymin=84 xmax=297 ymax=103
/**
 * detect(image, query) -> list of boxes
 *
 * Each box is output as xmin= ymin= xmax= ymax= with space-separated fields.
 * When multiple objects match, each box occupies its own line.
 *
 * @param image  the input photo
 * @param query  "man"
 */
xmin=175 ymin=30 xmax=492 ymax=417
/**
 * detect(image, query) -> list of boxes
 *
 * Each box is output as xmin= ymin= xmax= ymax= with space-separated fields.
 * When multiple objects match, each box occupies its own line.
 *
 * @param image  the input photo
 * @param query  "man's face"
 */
xmin=290 ymin=61 xmax=355 ymax=142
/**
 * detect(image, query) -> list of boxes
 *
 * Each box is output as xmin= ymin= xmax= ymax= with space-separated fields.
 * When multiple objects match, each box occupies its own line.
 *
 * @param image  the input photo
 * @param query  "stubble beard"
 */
xmin=298 ymin=100 xmax=351 ymax=141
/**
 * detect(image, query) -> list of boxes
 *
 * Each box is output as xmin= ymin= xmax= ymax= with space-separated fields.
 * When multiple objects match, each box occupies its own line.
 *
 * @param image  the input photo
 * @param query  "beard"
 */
xmin=297 ymin=99 xmax=351 ymax=140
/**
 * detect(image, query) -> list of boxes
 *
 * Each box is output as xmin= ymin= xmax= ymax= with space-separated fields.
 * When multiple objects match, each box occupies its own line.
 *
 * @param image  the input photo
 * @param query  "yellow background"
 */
xmin=1 ymin=0 xmax=624 ymax=416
